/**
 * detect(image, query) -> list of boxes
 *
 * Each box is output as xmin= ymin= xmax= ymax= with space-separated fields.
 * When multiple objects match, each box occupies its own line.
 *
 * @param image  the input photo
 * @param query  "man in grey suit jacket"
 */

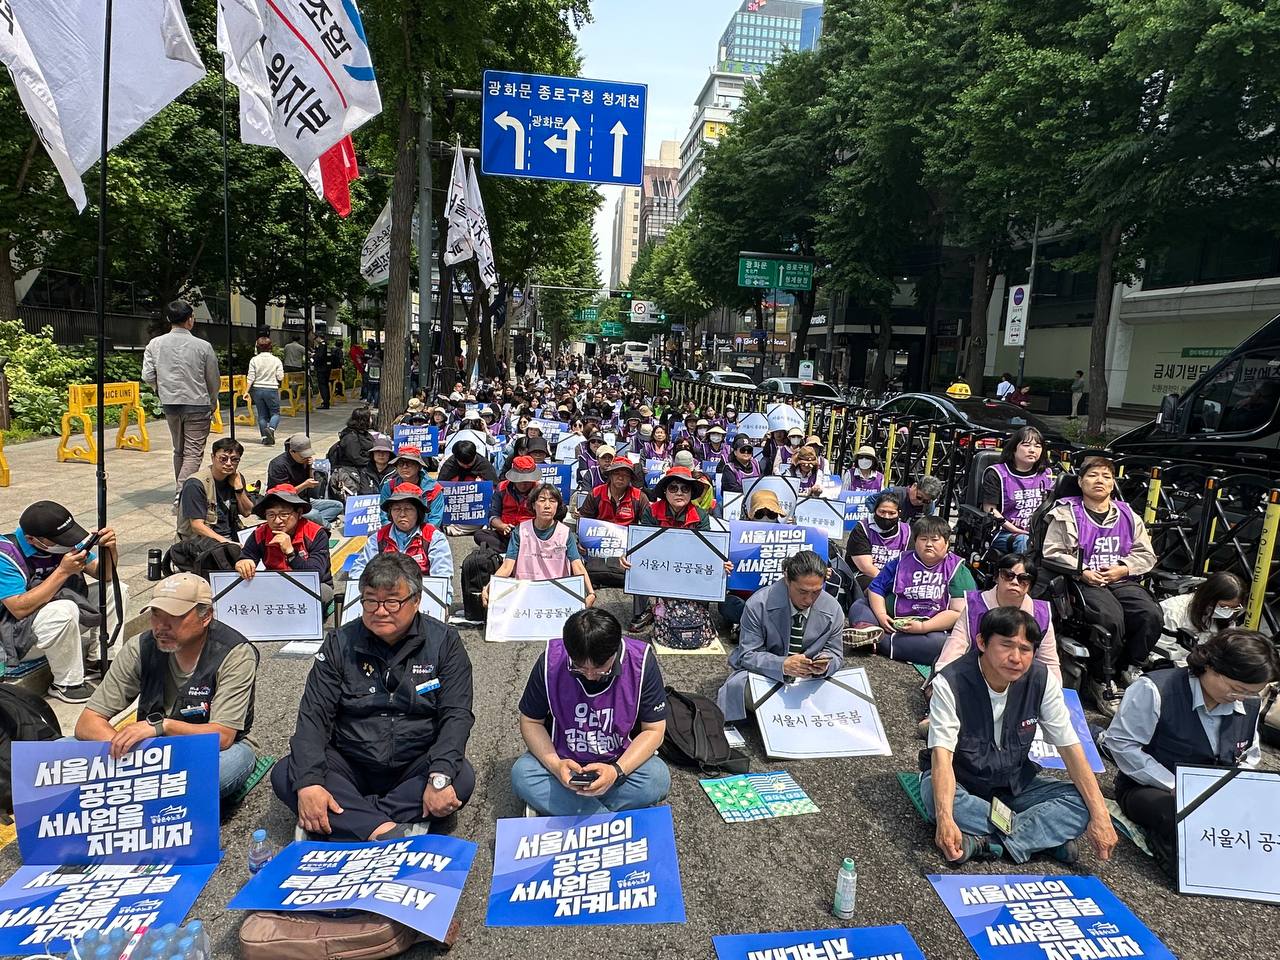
xmin=717 ymin=550 xmax=844 ymax=722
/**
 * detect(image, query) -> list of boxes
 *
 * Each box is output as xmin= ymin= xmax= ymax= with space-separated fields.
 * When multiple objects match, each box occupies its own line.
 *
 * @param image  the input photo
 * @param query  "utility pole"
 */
xmin=1018 ymin=215 xmax=1040 ymax=387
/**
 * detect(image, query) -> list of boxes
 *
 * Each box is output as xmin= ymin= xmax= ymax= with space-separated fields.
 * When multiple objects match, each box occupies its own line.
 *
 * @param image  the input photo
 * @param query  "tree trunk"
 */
xmin=0 ymin=242 xmax=17 ymax=320
xmin=788 ymin=288 xmax=815 ymax=377
xmin=379 ymin=91 xmax=417 ymax=431
xmin=964 ymin=246 xmax=991 ymax=391
xmin=253 ymin=293 xmax=269 ymax=329
xmin=1087 ymin=223 xmax=1124 ymax=438
xmin=478 ymin=281 xmax=498 ymax=378
xmin=868 ymin=307 xmax=893 ymax=394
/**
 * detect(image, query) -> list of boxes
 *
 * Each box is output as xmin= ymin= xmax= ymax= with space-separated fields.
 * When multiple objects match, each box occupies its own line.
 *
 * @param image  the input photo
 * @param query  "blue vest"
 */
xmin=921 ymin=650 xmax=1047 ymax=800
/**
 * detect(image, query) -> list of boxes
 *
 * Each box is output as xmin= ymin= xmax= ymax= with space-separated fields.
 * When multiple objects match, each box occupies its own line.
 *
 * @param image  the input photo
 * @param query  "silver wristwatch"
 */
xmin=429 ymin=773 xmax=452 ymax=791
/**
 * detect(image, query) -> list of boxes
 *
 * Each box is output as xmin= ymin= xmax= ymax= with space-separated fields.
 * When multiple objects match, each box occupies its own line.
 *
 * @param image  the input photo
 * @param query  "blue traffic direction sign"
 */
xmin=481 ymin=70 xmax=647 ymax=186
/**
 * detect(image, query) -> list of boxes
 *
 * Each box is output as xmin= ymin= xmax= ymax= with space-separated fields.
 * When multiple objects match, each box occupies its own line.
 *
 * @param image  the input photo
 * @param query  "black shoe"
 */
xmin=947 ymin=834 xmax=1004 ymax=867
xmin=1086 ymin=677 xmax=1122 ymax=718
xmin=1050 ymin=839 xmax=1080 ymax=865
xmin=49 ymin=683 xmax=95 ymax=704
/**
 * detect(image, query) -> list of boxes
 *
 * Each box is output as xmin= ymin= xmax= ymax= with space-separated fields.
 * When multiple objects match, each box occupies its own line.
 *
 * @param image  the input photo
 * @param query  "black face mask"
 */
xmin=874 ymin=514 xmax=899 ymax=532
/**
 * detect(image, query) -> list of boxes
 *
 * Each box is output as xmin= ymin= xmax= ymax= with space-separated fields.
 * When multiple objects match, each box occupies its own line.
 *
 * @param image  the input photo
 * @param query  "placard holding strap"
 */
xmin=341 ymin=576 xmax=450 ymax=627
xmin=577 ymin=518 xmax=627 ymax=559
xmin=741 ymin=475 xmax=801 ymax=518
xmin=343 ymin=494 xmax=383 ymax=536
xmin=623 ymin=526 xmax=730 ymax=602
xmin=439 ymin=480 xmax=492 ymax=525
xmin=929 ymin=874 xmax=1175 ymax=960
xmin=792 ymin=494 xmax=848 ymax=542
xmin=229 ymin=836 xmax=477 ymax=942
xmin=714 ymin=925 xmax=926 ymax=960
xmin=748 ymin=667 xmax=892 ymax=759
xmin=392 ymin=424 xmax=440 ymax=455
xmin=486 ymin=575 xmax=587 ymax=642
xmin=1176 ymin=765 xmax=1280 ymax=903
xmin=210 ymin=571 xmax=324 ymax=642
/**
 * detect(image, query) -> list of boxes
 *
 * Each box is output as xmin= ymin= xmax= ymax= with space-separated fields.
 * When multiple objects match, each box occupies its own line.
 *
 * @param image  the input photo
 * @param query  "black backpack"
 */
xmin=0 ymin=686 xmax=62 ymax=815
xmin=659 ymin=687 xmax=749 ymax=774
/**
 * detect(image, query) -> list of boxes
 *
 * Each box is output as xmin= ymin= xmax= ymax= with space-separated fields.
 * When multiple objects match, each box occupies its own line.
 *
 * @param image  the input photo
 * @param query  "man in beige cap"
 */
xmin=74 ymin=573 xmax=260 ymax=801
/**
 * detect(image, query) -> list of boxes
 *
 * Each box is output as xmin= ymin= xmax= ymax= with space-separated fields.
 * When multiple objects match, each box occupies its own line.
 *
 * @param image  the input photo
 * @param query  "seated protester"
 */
xmin=523 ymin=436 xmax=552 ymax=464
xmin=717 ymin=550 xmax=844 ymax=722
xmin=772 ymin=427 xmax=805 ymax=473
xmin=475 ymin=455 xmax=541 ymax=555
xmin=575 ymin=434 xmax=607 ymax=486
xmin=935 ymin=553 xmax=1060 ymax=681
xmin=351 ymin=484 xmax=454 ymax=588
xmin=1042 ymin=454 xmax=1161 ymax=711
xmin=1158 ymin=571 xmax=1247 ymax=655
xmin=922 ymin=607 xmax=1117 ymax=866
xmin=885 ymin=474 xmax=943 ymax=522
xmin=1099 ymin=628 xmax=1278 ymax=876
xmin=379 ymin=446 xmax=445 ymax=528
xmin=332 ymin=434 xmax=395 ymax=500
xmin=578 ymin=443 xmax=615 ymax=492
xmin=842 ymin=445 xmax=884 ymax=493
xmin=580 ymin=457 xmax=649 ymax=591
xmin=618 ymin=410 xmax=644 ymax=446
xmin=513 ymin=609 xmax=670 ymax=815
xmin=721 ymin=436 xmax=763 ymax=495
xmin=641 ymin=423 xmax=672 ymax=463
xmin=0 ymin=502 xmax=126 ymax=704
xmin=331 ymin=407 xmax=375 ymax=471
xmin=235 ymin=485 xmax=334 ymax=604
xmin=74 ymin=573 xmax=259 ymax=799
xmin=267 ymin=433 xmax=344 ymax=528
xmin=437 ymin=439 xmax=498 ymax=484
xmin=675 ymin=412 xmax=699 ymax=444
xmin=482 ymin=484 xmax=597 ymax=607
xmin=702 ymin=423 xmax=731 ymax=463
xmin=672 ymin=450 xmax=717 ymax=514
xmin=981 ymin=426 xmax=1055 ymax=555
xmin=849 ymin=516 xmax=975 ymax=664
xmin=780 ymin=443 xmax=835 ymax=496
xmin=272 ymin=554 xmax=475 ymax=841
xmin=845 ymin=491 xmax=911 ymax=584
xmin=173 ymin=438 xmax=254 ymax=572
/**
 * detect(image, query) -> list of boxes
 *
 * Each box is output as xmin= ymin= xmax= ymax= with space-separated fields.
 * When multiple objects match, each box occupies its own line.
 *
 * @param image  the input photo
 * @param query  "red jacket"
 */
xmin=375 ymin=522 xmax=438 ymax=574
xmin=588 ymin=483 xmax=645 ymax=525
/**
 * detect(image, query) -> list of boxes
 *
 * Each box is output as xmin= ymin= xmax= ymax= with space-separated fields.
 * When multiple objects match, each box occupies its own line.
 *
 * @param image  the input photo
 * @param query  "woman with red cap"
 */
xmin=379 ymin=446 xmax=444 ymax=527
xmin=236 ymin=485 xmax=333 ymax=603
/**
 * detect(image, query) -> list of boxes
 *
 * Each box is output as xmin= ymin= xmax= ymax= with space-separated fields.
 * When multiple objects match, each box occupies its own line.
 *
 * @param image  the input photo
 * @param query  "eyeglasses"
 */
xmin=998 ymin=569 xmax=1035 ymax=586
xmin=569 ymin=657 xmax=617 ymax=680
xmin=754 ymin=510 xmax=780 ymax=520
xmin=666 ymin=482 xmax=692 ymax=494
xmin=264 ymin=510 xmax=296 ymax=522
xmin=214 ymin=454 xmax=242 ymax=464
xmin=360 ymin=595 xmax=414 ymax=613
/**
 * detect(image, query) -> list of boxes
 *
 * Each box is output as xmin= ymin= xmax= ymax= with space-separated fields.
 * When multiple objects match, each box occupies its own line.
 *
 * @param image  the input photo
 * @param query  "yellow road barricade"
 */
xmin=57 ymin=382 xmax=149 ymax=464
xmin=280 ymin=372 xmax=320 ymax=418
xmin=211 ymin=375 xmax=256 ymax=434
xmin=0 ymin=432 xmax=9 ymax=487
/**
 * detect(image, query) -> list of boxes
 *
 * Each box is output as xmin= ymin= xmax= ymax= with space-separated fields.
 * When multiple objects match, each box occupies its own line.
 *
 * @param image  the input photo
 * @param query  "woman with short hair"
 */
xmin=243 ymin=336 xmax=285 ymax=446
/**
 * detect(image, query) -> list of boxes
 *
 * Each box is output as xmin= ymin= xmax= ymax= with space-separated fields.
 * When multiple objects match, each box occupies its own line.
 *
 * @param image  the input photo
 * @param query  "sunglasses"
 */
xmin=998 ymin=569 xmax=1034 ymax=586
xmin=665 ymin=481 xmax=693 ymax=494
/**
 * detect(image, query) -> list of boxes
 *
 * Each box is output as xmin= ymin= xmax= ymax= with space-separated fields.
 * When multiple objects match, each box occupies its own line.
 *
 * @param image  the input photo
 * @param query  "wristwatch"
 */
xmin=429 ymin=773 xmax=452 ymax=791
xmin=610 ymin=761 xmax=627 ymax=783
xmin=146 ymin=712 xmax=165 ymax=738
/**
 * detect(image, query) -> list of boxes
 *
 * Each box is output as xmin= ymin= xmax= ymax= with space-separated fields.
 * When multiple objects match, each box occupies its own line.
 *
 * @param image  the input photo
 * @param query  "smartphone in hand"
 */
xmin=568 ymin=770 xmax=599 ymax=787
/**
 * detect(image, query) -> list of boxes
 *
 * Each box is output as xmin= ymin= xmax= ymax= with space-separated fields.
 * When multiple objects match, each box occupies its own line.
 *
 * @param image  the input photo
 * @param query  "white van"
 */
xmin=621 ymin=341 xmax=651 ymax=370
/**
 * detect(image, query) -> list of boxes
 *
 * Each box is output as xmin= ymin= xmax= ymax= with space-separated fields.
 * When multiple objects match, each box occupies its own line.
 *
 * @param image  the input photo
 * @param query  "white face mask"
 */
xmin=789 ymin=437 xmax=802 ymax=447
xmin=696 ymin=428 xmax=707 ymax=439
xmin=1213 ymin=605 xmax=1241 ymax=621
xmin=857 ymin=458 xmax=873 ymax=470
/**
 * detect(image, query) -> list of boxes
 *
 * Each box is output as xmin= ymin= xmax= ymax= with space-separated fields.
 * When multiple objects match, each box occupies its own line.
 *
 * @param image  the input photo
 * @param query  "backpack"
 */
xmin=651 ymin=598 xmax=717 ymax=650
xmin=659 ymin=687 xmax=749 ymax=774
xmin=0 ymin=686 xmax=62 ymax=814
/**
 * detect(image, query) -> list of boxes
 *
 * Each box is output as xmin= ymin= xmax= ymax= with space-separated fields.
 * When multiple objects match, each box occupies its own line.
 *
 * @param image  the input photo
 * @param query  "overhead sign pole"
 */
xmin=1005 ymin=216 xmax=1040 ymax=386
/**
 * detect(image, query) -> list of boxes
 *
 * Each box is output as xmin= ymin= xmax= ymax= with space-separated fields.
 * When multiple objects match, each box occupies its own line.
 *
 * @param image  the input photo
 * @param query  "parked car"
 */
xmin=760 ymin=377 xmax=843 ymax=401
xmin=876 ymin=393 xmax=1067 ymax=444
xmin=697 ymin=370 xmax=758 ymax=390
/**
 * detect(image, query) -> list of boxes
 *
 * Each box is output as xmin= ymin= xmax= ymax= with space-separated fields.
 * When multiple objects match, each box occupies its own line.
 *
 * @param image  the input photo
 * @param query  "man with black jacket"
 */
xmin=266 ymin=434 xmax=343 ymax=527
xmin=437 ymin=440 xmax=498 ymax=484
xmin=272 ymin=553 xmax=475 ymax=841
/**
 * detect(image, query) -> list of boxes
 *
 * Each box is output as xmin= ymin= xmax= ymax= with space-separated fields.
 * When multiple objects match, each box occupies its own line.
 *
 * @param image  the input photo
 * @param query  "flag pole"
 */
xmin=95 ymin=0 xmax=115 ymax=669
xmin=303 ymin=187 xmax=312 ymax=435
xmin=221 ymin=59 xmax=235 ymax=440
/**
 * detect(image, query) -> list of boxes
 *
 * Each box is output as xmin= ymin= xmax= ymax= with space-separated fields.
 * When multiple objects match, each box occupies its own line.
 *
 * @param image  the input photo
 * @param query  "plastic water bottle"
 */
xmin=833 ymin=857 xmax=858 ymax=920
xmin=185 ymin=920 xmax=209 ymax=960
xmin=248 ymin=829 xmax=275 ymax=874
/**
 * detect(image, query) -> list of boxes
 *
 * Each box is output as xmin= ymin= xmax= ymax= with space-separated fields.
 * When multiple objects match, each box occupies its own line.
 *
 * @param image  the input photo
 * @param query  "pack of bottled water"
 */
xmin=48 ymin=920 xmax=210 ymax=960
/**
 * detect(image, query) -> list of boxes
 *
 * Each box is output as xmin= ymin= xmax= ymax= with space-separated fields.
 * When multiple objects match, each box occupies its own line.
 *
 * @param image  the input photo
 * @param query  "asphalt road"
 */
xmin=0 ymin=533 xmax=1264 ymax=960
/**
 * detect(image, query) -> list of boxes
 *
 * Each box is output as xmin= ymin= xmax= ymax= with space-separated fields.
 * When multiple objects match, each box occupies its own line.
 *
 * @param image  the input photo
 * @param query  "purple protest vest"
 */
xmin=546 ymin=635 xmax=648 ymax=765
xmin=0 ymin=535 xmax=57 ymax=586
xmin=991 ymin=464 xmax=1054 ymax=529
xmin=844 ymin=470 xmax=884 ymax=493
xmin=964 ymin=590 xmax=1051 ymax=649
xmin=892 ymin=551 xmax=962 ymax=618
xmin=861 ymin=519 xmax=911 ymax=568
xmin=725 ymin=457 xmax=761 ymax=487
xmin=1065 ymin=497 xmax=1136 ymax=572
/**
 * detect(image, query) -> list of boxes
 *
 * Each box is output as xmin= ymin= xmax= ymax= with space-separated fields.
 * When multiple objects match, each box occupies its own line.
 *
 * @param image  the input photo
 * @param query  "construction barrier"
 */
xmin=330 ymin=369 xmax=349 ymax=403
xmin=57 ymin=381 xmax=149 ymax=464
xmin=280 ymin=372 xmax=320 ymax=418
xmin=211 ymin=375 xmax=255 ymax=434
xmin=0 ymin=432 xmax=8 ymax=487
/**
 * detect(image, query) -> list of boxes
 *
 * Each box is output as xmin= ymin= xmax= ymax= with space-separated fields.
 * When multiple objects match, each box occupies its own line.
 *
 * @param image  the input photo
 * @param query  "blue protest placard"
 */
xmin=1030 ymin=688 xmax=1105 ymax=773
xmin=393 ymin=424 xmax=440 ymax=455
xmin=539 ymin=463 xmax=573 ymax=501
xmin=229 ymin=836 xmax=476 ymax=942
xmin=482 ymin=70 xmax=647 ymax=187
xmin=713 ymin=925 xmax=926 ymax=960
xmin=440 ymin=480 xmax=493 ymax=525
xmin=527 ymin=417 xmax=564 ymax=442
xmin=13 ymin=736 xmax=221 ymax=867
xmin=343 ymin=494 xmax=383 ymax=536
xmin=727 ymin=521 xmax=829 ymax=591
xmin=577 ymin=518 xmax=627 ymax=559
xmin=841 ymin=490 xmax=877 ymax=534
xmin=929 ymin=874 xmax=1175 ymax=960
xmin=486 ymin=807 xmax=685 ymax=926
xmin=645 ymin=468 xmax=663 ymax=487
xmin=0 ymin=862 xmax=219 ymax=955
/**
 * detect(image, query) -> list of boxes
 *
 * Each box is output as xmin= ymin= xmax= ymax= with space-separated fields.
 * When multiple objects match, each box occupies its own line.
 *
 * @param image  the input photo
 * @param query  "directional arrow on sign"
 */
xmin=610 ymin=121 xmax=628 ymax=178
xmin=545 ymin=117 xmax=580 ymax=175
xmin=494 ymin=112 xmax=526 ymax=171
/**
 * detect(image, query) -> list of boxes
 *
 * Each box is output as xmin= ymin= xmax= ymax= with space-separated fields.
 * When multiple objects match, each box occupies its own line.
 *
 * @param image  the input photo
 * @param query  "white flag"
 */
xmin=360 ymin=198 xmax=393 ymax=285
xmin=443 ymin=143 xmax=473 ymax=267
xmin=465 ymin=159 xmax=498 ymax=294
xmin=0 ymin=0 xmax=205 ymax=211
xmin=218 ymin=0 xmax=381 ymax=177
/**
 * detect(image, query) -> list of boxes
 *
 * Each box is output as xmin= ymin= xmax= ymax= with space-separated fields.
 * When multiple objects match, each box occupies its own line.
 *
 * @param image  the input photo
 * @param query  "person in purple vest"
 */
xmin=845 ymin=491 xmax=911 ymax=584
xmin=841 ymin=445 xmax=884 ymax=493
xmin=1042 ymin=455 xmax=1160 ymax=714
xmin=935 ymin=553 xmax=1061 ymax=681
xmin=848 ymin=516 xmax=976 ymax=664
xmin=482 ymin=483 xmax=597 ymax=609
xmin=1100 ymin=628 xmax=1278 ymax=877
xmin=512 ymin=608 xmax=671 ymax=815
xmin=981 ymin=426 xmax=1056 ymax=554
xmin=721 ymin=436 xmax=763 ymax=495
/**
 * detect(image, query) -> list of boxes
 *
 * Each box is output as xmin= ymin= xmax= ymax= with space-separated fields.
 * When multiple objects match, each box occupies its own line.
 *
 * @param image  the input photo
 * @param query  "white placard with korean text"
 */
xmin=792 ymin=495 xmax=848 ymax=542
xmin=485 ymin=576 xmax=587 ymax=643
xmin=748 ymin=667 xmax=892 ymax=759
xmin=624 ymin=526 xmax=730 ymax=602
xmin=209 ymin=571 xmax=324 ymax=642
xmin=341 ymin=577 xmax=450 ymax=627
xmin=1177 ymin=766 xmax=1280 ymax=903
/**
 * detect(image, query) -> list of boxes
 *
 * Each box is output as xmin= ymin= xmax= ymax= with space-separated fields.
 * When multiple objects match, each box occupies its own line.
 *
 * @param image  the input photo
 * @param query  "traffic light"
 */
xmin=609 ymin=290 xmax=633 ymax=301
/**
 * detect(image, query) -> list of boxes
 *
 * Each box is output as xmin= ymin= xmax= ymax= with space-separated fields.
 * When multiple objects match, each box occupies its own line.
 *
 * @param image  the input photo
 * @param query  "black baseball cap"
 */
xmin=20 ymin=501 xmax=89 ymax=548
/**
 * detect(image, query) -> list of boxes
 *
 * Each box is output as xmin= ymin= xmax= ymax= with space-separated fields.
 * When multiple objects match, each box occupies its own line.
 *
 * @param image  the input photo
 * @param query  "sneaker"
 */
xmin=1085 ymin=677 xmax=1123 ymax=719
xmin=947 ymin=833 xmax=1002 ymax=867
xmin=629 ymin=611 xmax=654 ymax=632
xmin=49 ymin=683 xmax=94 ymax=704
xmin=171 ymin=490 xmax=181 ymax=517
xmin=843 ymin=624 xmax=884 ymax=650
xmin=265 ymin=424 xmax=275 ymax=444
xmin=1050 ymin=839 xmax=1079 ymax=865
xmin=261 ymin=436 xmax=271 ymax=446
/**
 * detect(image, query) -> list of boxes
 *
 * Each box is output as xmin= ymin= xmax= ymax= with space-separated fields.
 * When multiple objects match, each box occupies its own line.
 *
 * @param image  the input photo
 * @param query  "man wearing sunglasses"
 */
xmin=273 ymin=553 xmax=475 ymax=842
xmin=512 ymin=609 xmax=670 ymax=815
xmin=176 ymin=437 xmax=254 ymax=547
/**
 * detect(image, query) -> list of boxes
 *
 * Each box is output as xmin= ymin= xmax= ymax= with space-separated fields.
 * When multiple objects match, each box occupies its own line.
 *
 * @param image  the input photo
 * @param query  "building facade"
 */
xmin=676 ymin=71 xmax=748 ymax=219
xmin=640 ymin=161 xmax=680 ymax=248
xmin=718 ymin=0 xmax=820 ymax=69
xmin=608 ymin=185 xmax=641 ymax=289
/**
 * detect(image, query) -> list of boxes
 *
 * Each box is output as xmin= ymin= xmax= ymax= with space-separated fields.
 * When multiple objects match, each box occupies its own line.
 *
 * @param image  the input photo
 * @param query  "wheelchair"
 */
xmin=951 ymin=447 xmax=1008 ymax=590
